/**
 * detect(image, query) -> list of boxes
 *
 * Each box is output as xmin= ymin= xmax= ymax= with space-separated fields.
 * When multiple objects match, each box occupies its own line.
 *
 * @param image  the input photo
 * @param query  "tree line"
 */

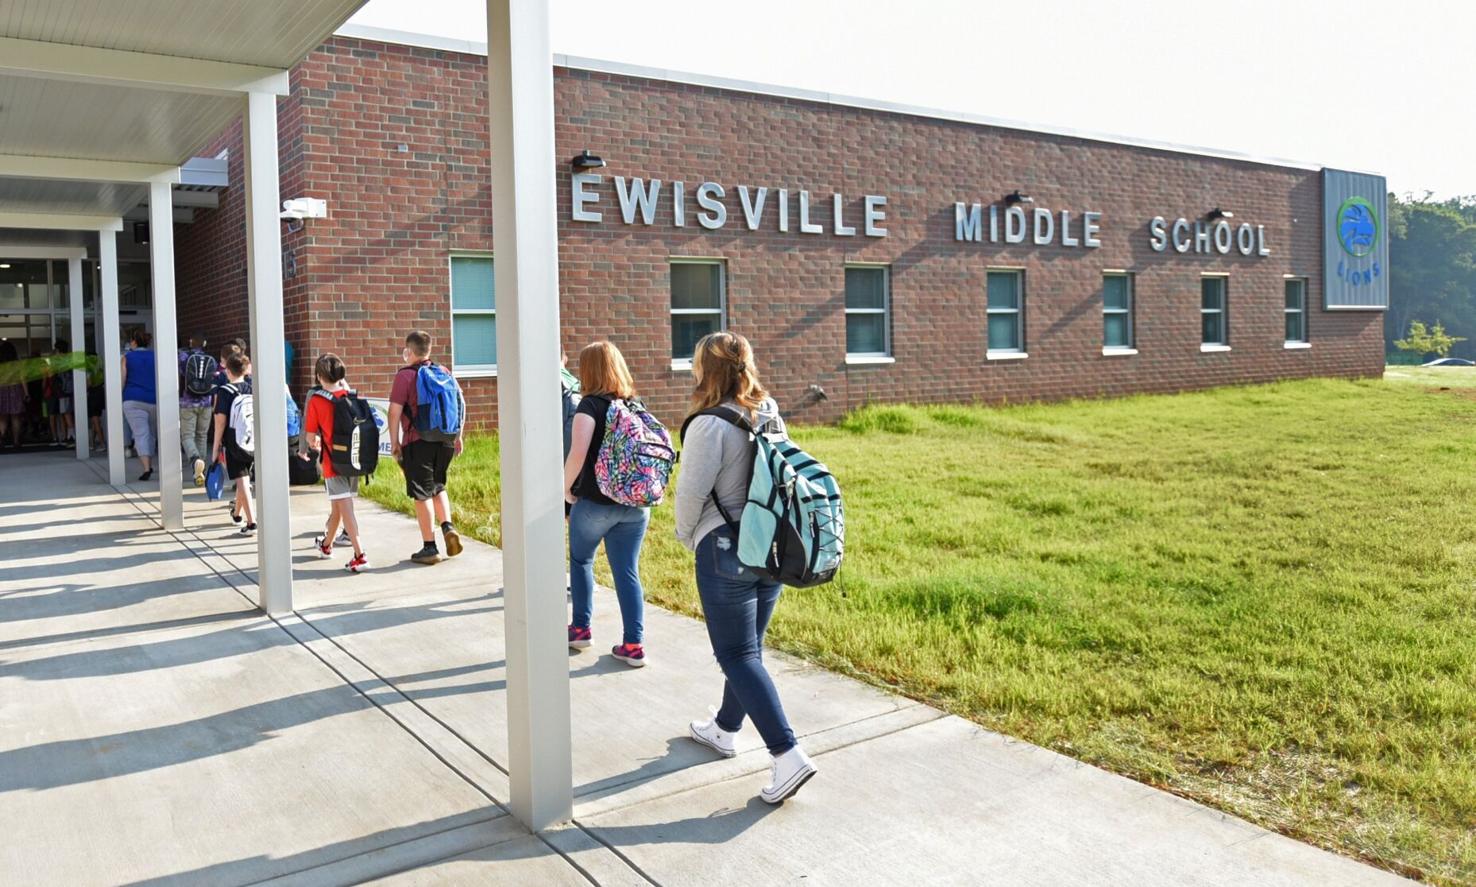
xmin=1387 ymin=193 xmax=1476 ymax=361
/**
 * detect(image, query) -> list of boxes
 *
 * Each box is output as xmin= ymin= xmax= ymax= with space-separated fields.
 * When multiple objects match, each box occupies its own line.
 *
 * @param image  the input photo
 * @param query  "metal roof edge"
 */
xmin=332 ymin=26 xmax=1381 ymax=177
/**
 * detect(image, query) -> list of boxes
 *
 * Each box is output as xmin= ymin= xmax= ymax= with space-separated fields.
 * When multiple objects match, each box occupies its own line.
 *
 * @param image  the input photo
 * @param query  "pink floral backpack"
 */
xmin=595 ymin=398 xmax=675 ymax=507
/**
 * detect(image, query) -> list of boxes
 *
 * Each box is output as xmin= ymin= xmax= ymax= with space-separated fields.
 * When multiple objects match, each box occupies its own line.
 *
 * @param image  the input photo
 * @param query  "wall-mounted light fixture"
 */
xmin=1207 ymin=207 xmax=1234 ymax=220
xmin=571 ymin=150 xmax=605 ymax=170
xmin=1004 ymin=190 xmax=1033 ymax=206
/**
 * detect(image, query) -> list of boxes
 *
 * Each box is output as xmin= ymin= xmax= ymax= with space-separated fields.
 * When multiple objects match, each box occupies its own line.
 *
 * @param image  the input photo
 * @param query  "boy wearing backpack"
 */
xmin=303 ymin=353 xmax=372 ymax=573
xmin=387 ymin=330 xmax=465 ymax=565
xmin=209 ymin=351 xmax=256 ymax=535
xmin=179 ymin=333 xmax=217 ymax=486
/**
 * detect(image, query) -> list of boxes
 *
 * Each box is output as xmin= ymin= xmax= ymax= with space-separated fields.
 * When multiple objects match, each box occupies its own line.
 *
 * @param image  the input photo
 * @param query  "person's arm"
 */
xmin=455 ymin=384 xmax=467 ymax=455
xmin=387 ymin=401 xmax=404 ymax=460
xmin=120 ymin=355 xmax=127 ymax=389
xmin=563 ymin=413 xmax=595 ymax=505
xmin=673 ymin=417 xmax=726 ymax=550
xmin=210 ymin=412 xmax=226 ymax=464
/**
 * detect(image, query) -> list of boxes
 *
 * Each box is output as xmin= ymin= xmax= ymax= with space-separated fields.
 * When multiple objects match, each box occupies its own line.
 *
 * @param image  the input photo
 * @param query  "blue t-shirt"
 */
xmin=122 ymin=349 xmax=157 ymax=404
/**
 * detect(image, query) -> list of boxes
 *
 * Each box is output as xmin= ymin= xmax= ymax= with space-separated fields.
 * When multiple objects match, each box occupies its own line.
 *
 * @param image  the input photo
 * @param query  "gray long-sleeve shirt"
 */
xmin=674 ymin=397 xmax=785 ymax=551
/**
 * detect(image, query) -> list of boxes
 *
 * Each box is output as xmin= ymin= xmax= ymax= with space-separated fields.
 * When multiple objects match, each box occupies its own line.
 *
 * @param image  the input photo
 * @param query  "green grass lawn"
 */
xmin=366 ymin=373 xmax=1476 ymax=884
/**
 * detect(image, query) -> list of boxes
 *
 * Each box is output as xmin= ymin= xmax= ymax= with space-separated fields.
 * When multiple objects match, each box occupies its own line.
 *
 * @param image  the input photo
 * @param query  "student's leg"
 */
xmin=695 ymin=529 xmax=797 ymax=754
xmin=567 ymin=500 xmax=614 ymax=631
xmin=341 ymin=498 xmax=363 ymax=557
xmin=322 ymin=498 xmax=342 ymax=545
xmin=413 ymin=498 xmax=434 ymax=542
xmin=238 ymin=475 xmax=255 ymax=524
xmin=602 ymin=506 xmax=649 ymax=646
xmin=432 ymin=490 xmax=451 ymax=525
xmin=179 ymin=407 xmax=199 ymax=464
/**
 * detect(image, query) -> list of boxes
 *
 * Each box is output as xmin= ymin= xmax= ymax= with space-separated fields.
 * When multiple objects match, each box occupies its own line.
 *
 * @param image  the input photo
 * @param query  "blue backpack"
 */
xmin=414 ymin=363 xmax=463 ymax=443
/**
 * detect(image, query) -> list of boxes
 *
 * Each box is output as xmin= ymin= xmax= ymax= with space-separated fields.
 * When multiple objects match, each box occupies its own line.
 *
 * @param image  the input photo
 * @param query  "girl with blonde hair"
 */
xmin=675 ymin=331 xmax=817 ymax=804
xmin=562 ymin=340 xmax=651 ymax=667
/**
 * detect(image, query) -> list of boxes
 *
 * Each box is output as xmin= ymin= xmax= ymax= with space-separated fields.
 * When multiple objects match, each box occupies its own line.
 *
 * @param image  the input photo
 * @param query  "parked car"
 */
xmin=1422 ymin=357 xmax=1475 ymax=367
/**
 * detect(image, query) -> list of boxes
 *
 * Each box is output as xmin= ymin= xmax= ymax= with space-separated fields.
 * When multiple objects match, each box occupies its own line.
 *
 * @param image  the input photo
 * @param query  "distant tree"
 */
xmin=1387 ymin=194 xmax=1476 ymax=360
xmin=1394 ymin=320 xmax=1466 ymax=360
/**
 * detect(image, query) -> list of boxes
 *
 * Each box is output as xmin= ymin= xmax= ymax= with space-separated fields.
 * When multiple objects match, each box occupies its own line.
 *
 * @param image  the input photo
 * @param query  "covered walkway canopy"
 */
xmin=0 ymin=0 xmax=572 ymax=830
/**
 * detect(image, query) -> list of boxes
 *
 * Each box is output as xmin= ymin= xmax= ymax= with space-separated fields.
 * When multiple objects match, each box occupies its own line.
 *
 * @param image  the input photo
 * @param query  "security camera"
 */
xmin=279 ymin=197 xmax=328 ymax=220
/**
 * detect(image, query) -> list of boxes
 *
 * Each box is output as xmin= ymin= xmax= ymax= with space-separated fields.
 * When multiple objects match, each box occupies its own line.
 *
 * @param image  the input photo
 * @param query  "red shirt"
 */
xmin=304 ymin=388 xmax=348 ymax=478
xmin=389 ymin=360 xmax=430 ymax=446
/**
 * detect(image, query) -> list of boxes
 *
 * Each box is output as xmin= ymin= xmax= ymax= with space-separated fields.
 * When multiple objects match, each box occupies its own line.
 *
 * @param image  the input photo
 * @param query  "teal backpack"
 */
xmin=681 ymin=406 xmax=845 ymax=588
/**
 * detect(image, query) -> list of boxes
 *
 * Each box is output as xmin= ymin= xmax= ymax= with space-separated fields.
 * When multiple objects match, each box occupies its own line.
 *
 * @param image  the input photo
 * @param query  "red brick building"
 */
xmin=175 ymin=30 xmax=1388 ymax=429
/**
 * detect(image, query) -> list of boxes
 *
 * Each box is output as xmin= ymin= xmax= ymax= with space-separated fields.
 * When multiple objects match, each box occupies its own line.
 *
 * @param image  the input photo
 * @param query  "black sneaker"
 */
xmin=410 ymin=544 xmax=441 ymax=565
xmin=240 ymin=522 xmax=257 ymax=537
xmin=443 ymin=524 xmax=463 ymax=558
xmin=138 ymin=469 xmax=153 ymax=481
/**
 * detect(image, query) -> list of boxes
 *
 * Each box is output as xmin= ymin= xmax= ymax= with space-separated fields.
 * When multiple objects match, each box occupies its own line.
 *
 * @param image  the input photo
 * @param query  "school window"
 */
xmin=1285 ymin=278 xmax=1309 ymax=344
xmin=1103 ymin=273 xmax=1134 ymax=350
xmin=1200 ymin=276 xmax=1228 ymax=347
xmin=844 ymin=265 xmax=890 ymax=359
xmin=671 ymin=259 xmax=725 ymax=365
xmin=986 ymin=269 xmax=1024 ymax=355
xmin=450 ymin=254 xmax=495 ymax=372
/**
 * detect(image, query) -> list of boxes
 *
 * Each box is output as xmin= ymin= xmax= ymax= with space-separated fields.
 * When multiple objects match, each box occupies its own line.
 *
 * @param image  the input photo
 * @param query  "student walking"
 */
xmin=387 ymin=330 xmax=464 ymax=565
xmin=210 ymin=351 xmax=256 ymax=535
xmin=302 ymin=353 xmax=371 ymax=573
xmin=675 ymin=331 xmax=817 ymax=803
xmin=120 ymin=329 xmax=158 ymax=481
xmin=563 ymin=341 xmax=655 ymax=667
xmin=179 ymin=333 xmax=216 ymax=486
xmin=0 ymin=341 xmax=25 ymax=449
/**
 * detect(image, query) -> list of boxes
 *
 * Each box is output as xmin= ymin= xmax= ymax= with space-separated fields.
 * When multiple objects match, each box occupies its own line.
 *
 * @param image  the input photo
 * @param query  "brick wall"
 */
xmin=176 ymin=35 xmax=1384 ymax=429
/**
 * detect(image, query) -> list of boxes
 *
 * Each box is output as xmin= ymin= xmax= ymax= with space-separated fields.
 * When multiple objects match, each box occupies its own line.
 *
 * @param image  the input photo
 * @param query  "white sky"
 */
xmin=348 ymin=0 xmax=1469 ymax=200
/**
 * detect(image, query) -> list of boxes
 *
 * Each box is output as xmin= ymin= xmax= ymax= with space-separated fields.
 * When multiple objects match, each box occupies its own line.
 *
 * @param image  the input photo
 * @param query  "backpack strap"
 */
xmin=678 ymin=405 xmax=754 ymax=444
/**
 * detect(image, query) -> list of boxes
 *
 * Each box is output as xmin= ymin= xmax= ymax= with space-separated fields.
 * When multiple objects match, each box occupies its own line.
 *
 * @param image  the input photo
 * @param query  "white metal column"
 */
xmin=488 ymin=0 xmax=573 ymax=831
xmin=243 ymin=90 xmax=292 ymax=614
xmin=99 ymin=228 xmax=125 ymax=486
xmin=149 ymin=178 xmax=183 ymax=529
xmin=67 ymin=255 xmax=88 ymax=458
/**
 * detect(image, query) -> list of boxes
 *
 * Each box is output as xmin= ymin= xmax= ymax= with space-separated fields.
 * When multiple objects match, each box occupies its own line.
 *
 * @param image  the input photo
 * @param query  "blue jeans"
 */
xmin=569 ymin=499 xmax=649 ymax=646
xmin=695 ymin=527 xmax=796 ymax=756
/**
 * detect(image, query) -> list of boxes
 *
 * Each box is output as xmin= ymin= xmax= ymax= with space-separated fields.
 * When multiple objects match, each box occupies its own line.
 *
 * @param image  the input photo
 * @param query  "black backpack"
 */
xmin=183 ymin=351 xmax=218 ymax=397
xmin=322 ymin=389 xmax=379 ymax=478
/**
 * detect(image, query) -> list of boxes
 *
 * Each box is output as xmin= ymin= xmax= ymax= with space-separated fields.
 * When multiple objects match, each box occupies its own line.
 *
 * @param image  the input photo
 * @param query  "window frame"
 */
xmin=844 ymin=263 xmax=893 ymax=364
xmin=670 ymin=257 xmax=727 ymax=370
xmin=1102 ymin=271 xmax=1136 ymax=355
xmin=1200 ymin=274 xmax=1230 ymax=351
xmin=449 ymin=251 xmax=497 ymax=377
xmin=1284 ymin=276 xmax=1311 ymax=348
xmin=985 ymin=267 xmax=1027 ymax=359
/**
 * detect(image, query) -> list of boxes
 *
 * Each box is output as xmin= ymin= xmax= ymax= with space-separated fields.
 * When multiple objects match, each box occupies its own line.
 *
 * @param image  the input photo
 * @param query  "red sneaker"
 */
xmin=345 ymin=552 xmax=369 ymax=573
xmin=567 ymin=625 xmax=592 ymax=650
xmin=314 ymin=535 xmax=332 ymax=558
xmin=611 ymin=643 xmax=646 ymax=668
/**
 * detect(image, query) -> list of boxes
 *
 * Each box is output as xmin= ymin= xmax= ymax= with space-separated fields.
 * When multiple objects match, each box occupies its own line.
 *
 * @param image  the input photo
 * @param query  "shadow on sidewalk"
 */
xmin=122 ymin=807 xmax=509 ymax=887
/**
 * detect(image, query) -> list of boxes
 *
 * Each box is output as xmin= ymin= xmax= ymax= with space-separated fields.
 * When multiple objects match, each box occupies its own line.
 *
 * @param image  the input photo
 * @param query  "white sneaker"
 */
xmin=193 ymin=458 xmax=206 ymax=487
xmin=760 ymin=746 xmax=817 ymax=804
xmin=688 ymin=707 xmax=737 ymax=758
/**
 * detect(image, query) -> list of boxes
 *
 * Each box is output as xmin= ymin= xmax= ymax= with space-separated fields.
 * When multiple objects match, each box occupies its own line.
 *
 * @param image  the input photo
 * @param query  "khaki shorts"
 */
xmin=325 ymin=475 xmax=360 ymax=501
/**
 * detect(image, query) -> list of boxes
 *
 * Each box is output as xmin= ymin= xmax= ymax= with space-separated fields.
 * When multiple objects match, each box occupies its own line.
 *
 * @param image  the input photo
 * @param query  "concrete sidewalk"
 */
xmin=0 ymin=452 xmax=1409 ymax=886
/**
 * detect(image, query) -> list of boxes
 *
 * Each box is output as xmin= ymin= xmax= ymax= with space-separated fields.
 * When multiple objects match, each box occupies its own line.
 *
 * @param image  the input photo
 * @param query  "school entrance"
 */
xmin=0 ymin=257 xmax=152 ymax=358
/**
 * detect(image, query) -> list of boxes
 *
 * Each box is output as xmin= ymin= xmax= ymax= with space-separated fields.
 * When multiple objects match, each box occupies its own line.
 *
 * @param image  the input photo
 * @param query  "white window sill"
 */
xmin=845 ymin=354 xmax=895 ymax=366
xmin=1102 ymin=347 xmax=1138 ymax=357
xmin=670 ymin=359 xmax=693 ymax=372
xmin=1199 ymin=344 xmax=1232 ymax=353
xmin=457 ymin=367 xmax=498 ymax=378
xmin=1284 ymin=341 xmax=1311 ymax=350
xmin=986 ymin=350 xmax=1028 ymax=361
